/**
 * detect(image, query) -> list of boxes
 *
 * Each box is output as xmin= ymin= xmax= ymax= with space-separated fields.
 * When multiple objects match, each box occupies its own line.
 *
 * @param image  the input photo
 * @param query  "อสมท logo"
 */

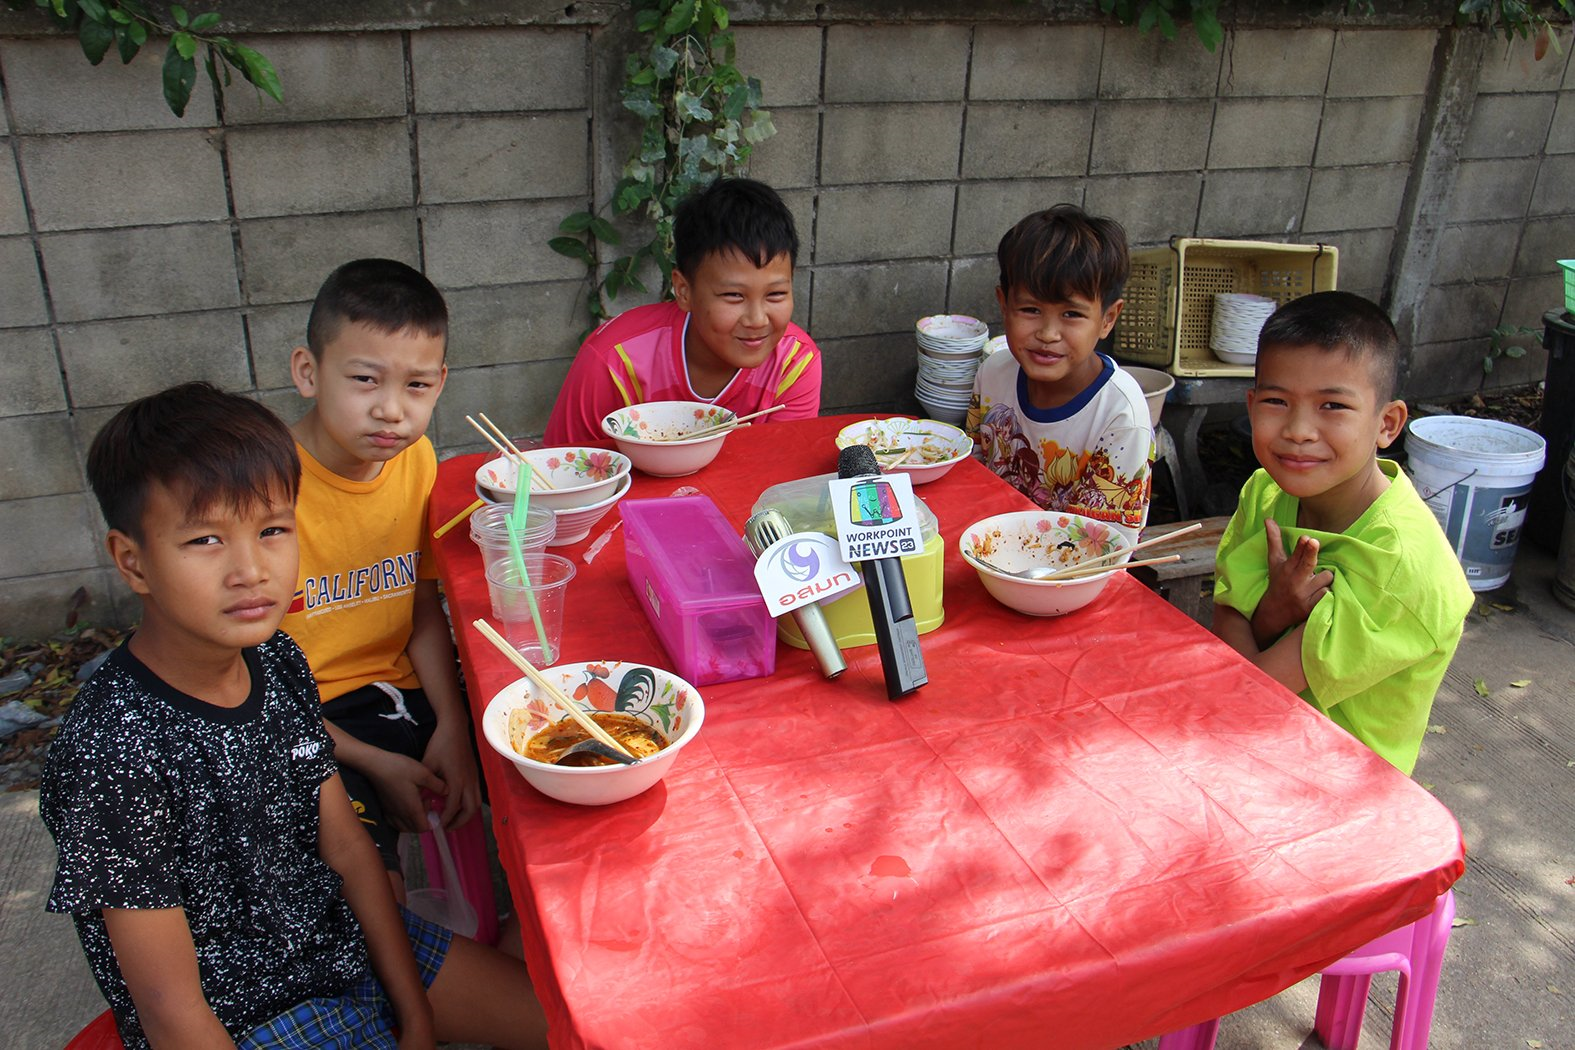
xmin=779 ymin=541 xmax=821 ymax=582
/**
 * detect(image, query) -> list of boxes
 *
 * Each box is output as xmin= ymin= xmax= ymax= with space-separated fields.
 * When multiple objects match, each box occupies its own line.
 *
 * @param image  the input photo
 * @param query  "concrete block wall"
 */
xmin=1412 ymin=34 xmax=1573 ymax=397
xmin=0 ymin=8 xmax=1566 ymax=636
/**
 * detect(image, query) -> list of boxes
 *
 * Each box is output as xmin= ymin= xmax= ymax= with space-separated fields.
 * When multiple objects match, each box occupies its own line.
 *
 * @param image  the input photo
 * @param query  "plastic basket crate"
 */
xmin=1558 ymin=259 xmax=1575 ymax=314
xmin=1113 ymin=238 xmax=1339 ymax=378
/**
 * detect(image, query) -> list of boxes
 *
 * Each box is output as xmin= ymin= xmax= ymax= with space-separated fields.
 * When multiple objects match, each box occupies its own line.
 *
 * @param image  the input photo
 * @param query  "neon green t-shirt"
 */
xmin=1214 ymin=462 xmax=1475 ymax=773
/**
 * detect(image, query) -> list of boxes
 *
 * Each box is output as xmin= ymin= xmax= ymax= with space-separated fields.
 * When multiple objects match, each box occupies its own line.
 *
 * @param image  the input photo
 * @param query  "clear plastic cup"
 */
xmin=484 ymin=553 xmax=575 ymax=664
xmin=471 ymin=504 xmax=556 ymax=576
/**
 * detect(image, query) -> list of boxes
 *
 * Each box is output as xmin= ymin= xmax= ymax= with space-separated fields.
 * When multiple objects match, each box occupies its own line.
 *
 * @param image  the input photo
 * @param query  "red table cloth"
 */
xmin=430 ymin=415 xmax=1464 ymax=1050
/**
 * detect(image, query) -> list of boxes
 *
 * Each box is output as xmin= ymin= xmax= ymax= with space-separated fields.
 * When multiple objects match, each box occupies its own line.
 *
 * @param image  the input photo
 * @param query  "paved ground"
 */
xmin=4 ymin=548 xmax=1572 ymax=1050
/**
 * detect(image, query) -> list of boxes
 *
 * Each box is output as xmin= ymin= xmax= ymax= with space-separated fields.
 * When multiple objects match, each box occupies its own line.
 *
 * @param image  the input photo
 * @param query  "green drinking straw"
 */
xmin=505 ymin=460 xmax=554 ymax=663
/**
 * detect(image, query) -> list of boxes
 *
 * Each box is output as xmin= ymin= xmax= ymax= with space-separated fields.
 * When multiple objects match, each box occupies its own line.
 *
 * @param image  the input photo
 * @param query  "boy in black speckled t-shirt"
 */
xmin=39 ymin=383 xmax=545 ymax=1049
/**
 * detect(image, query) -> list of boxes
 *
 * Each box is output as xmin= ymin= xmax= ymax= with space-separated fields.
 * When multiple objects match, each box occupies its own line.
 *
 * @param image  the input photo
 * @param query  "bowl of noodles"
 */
xmin=481 ymin=660 xmax=704 ymax=806
xmin=959 ymin=511 xmax=1131 ymax=616
xmin=834 ymin=417 xmax=973 ymax=485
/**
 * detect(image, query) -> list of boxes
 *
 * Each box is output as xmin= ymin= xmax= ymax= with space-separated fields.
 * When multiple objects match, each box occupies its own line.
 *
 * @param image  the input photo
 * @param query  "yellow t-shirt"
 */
xmin=281 ymin=438 xmax=438 ymax=702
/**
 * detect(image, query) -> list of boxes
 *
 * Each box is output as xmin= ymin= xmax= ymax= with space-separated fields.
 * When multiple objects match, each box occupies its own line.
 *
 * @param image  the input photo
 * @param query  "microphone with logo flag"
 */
xmin=834 ymin=445 xmax=928 ymax=699
xmin=744 ymin=508 xmax=847 ymax=679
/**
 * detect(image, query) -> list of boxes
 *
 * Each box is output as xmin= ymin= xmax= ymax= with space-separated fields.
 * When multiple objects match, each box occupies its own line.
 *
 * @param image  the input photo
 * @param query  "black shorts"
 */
xmin=320 ymin=683 xmax=437 ymax=872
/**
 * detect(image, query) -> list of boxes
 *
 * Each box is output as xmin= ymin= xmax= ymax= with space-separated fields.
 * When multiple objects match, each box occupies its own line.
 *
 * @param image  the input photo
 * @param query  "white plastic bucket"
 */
xmin=1405 ymin=416 xmax=1546 ymax=591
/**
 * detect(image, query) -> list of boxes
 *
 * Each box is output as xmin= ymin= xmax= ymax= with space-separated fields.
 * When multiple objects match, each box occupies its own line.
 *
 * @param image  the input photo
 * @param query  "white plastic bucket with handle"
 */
xmin=1405 ymin=415 xmax=1546 ymax=591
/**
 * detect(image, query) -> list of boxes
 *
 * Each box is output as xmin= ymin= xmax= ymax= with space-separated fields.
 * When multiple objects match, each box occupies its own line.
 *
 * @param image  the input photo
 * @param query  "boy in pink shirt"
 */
xmin=545 ymin=178 xmax=821 ymax=444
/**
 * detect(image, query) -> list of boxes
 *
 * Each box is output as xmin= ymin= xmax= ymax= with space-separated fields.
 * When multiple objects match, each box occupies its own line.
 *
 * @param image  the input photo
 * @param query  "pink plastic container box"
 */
xmin=621 ymin=495 xmax=776 ymax=686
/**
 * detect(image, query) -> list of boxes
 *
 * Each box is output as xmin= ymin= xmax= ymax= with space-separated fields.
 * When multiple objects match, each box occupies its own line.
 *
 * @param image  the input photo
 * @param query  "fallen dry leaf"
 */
xmin=1489 ymin=601 xmax=1515 ymax=612
xmin=1420 ymin=781 xmax=1435 ymax=790
xmin=1473 ymin=679 xmax=1491 ymax=697
xmin=1548 ymin=984 xmax=1564 ymax=996
xmin=1452 ymin=916 xmax=1478 ymax=927
xmin=1427 ymin=724 xmax=1448 ymax=735
xmin=1510 ymin=679 xmax=1532 ymax=688
xmin=1527 ymin=1040 xmax=1543 ymax=1049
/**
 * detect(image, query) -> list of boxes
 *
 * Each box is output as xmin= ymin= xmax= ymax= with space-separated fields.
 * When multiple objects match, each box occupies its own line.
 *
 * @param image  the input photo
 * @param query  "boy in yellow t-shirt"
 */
xmin=281 ymin=259 xmax=476 ymax=896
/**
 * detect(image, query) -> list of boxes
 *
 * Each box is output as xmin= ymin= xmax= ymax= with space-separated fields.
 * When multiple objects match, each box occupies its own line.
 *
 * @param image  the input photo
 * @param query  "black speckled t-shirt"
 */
xmin=40 ymin=632 xmax=367 ymax=1048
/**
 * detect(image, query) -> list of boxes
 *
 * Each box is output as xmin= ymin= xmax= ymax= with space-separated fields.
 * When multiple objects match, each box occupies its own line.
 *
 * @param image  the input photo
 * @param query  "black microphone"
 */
xmin=836 ymin=445 xmax=927 ymax=700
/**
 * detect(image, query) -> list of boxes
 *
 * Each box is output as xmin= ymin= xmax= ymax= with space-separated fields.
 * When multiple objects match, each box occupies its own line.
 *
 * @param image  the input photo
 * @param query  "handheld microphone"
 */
xmin=836 ymin=445 xmax=927 ymax=700
xmin=744 ymin=509 xmax=847 ymax=680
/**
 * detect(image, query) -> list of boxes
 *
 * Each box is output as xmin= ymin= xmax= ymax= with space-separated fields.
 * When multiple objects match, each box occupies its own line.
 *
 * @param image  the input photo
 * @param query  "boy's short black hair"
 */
xmin=997 ymin=204 xmax=1130 ymax=309
xmin=87 ymin=382 xmax=301 ymax=542
xmin=305 ymin=258 xmax=448 ymax=358
xmin=1256 ymin=291 xmax=1401 ymax=403
xmin=673 ymin=177 xmax=799 ymax=277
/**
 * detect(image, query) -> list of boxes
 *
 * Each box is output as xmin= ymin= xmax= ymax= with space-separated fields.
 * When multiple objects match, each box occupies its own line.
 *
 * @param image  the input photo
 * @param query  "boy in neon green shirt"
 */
xmin=1213 ymin=292 xmax=1474 ymax=773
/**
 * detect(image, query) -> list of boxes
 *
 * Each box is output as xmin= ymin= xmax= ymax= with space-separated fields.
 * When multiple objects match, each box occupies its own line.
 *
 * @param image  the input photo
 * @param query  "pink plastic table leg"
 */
xmin=1155 ymin=1018 xmax=1219 ymax=1050
xmin=1156 ymin=889 xmax=1455 ymax=1050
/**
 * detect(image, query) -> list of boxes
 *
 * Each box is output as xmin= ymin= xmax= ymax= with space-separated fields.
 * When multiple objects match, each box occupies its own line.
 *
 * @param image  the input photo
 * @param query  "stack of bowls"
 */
xmin=1210 ymin=293 xmax=1277 ymax=366
xmin=914 ymin=315 xmax=989 ymax=425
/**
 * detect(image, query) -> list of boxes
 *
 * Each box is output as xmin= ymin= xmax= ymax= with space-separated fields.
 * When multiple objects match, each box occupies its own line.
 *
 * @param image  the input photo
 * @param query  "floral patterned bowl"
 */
xmin=833 ymin=417 xmax=973 ymax=485
xmin=601 ymin=401 xmax=736 ymax=477
xmin=481 ymin=660 xmax=705 ymax=806
xmin=475 ymin=447 xmax=631 ymax=511
xmin=958 ymin=511 xmax=1131 ymax=617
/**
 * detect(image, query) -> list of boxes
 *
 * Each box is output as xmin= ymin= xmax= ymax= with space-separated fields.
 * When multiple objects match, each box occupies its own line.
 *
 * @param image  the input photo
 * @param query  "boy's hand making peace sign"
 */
xmin=1250 ymin=519 xmax=1333 ymax=650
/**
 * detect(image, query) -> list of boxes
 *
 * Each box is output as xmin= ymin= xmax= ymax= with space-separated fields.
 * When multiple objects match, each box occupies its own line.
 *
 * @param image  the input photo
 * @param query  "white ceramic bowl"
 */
xmin=481 ymin=660 xmax=705 ymax=806
xmin=1120 ymin=366 xmax=1176 ymax=429
xmin=959 ymin=510 xmax=1132 ymax=617
xmin=834 ymin=418 xmax=973 ymax=485
xmin=548 ymin=474 xmax=632 ymax=546
xmin=474 ymin=447 xmax=631 ymax=511
xmin=601 ymin=401 xmax=736 ymax=477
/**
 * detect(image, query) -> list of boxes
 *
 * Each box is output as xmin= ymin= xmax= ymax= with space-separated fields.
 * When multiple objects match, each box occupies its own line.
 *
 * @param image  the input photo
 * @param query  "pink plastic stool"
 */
xmin=1157 ymin=889 xmax=1456 ymax=1050
xmin=62 ymin=1009 xmax=121 ymax=1049
xmin=417 ymin=808 xmax=499 ymax=946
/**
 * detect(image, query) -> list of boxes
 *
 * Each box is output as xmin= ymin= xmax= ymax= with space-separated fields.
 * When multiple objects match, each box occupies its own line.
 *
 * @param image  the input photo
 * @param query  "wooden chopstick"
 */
xmin=682 ymin=403 xmax=787 ymax=441
xmin=1037 ymin=521 xmax=1205 ymax=581
xmin=470 ymin=619 xmax=636 ymax=759
xmin=479 ymin=412 xmax=554 ymax=489
xmin=464 ymin=415 xmax=551 ymax=492
xmin=1048 ymin=553 xmax=1181 ymax=582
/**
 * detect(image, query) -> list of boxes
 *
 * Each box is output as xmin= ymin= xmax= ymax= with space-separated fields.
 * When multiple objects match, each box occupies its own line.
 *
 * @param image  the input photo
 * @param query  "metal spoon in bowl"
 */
xmin=961 ymin=549 xmax=1060 ymax=580
xmin=553 ymin=738 xmax=641 ymax=766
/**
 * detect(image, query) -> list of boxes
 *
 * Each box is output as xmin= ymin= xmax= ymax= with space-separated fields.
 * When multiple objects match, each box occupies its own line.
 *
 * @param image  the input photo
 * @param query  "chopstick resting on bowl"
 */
xmin=470 ymin=619 xmax=637 ymax=759
xmin=465 ymin=414 xmax=554 ymax=490
xmin=680 ymin=403 xmax=787 ymax=441
xmin=1047 ymin=553 xmax=1181 ymax=581
xmin=1036 ymin=521 xmax=1205 ymax=581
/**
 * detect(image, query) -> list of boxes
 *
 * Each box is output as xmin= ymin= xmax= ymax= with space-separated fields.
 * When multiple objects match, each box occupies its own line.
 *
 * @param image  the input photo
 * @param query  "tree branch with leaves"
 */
xmin=6 ymin=0 xmax=280 ymax=116
xmin=552 ymin=0 xmax=775 ymax=332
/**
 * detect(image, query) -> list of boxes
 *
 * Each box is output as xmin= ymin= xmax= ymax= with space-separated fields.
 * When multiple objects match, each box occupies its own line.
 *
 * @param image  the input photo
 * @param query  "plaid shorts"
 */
xmin=237 ymin=907 xmax=453 ymax=1049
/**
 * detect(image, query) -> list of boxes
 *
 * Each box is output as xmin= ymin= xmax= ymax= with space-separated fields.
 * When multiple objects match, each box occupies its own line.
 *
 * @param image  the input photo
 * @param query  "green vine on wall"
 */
xmin=1102 ymin=0 xmax=1575 ymax=51
xmin=6 ymin=0 xmax=280 ymax=116
xmin=551 ymin=0 xmax=775 ymax=331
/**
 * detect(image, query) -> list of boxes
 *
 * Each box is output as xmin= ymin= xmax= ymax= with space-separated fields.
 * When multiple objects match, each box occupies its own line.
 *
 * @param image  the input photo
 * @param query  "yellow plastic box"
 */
xmin=751 ymin=476 xmax=945 ymax=651
xmin=1113 ymin=238 xmax=1339 ymax=378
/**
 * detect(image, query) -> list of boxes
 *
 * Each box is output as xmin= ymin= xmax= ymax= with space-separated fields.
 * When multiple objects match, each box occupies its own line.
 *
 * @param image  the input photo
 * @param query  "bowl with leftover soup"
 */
xmin=481 ymin=660 xmax=704 ymax=805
